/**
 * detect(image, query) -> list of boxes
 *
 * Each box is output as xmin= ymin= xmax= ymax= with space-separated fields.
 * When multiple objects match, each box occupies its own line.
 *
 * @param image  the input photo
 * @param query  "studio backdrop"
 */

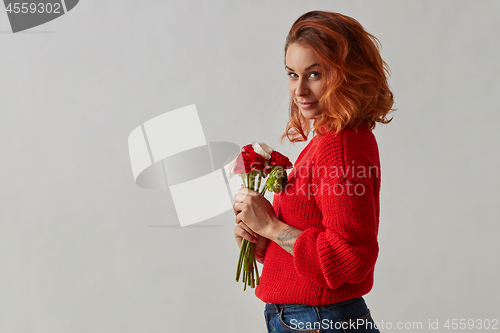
xmin=1 ymin=1 xmax=499 ymax=332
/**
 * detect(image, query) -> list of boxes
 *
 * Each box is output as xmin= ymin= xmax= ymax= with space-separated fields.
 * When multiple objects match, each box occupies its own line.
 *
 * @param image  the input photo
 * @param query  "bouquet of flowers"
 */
xmin=225 ymin=142 xmax=293 ymax=290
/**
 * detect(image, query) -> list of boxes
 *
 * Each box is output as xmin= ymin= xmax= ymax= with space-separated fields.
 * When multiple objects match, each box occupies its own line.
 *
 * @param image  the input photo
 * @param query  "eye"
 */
xmin=287 ymin=72 xmax=298 ymax=78
xmin=309 ymin=71 xmax=320 ymax=78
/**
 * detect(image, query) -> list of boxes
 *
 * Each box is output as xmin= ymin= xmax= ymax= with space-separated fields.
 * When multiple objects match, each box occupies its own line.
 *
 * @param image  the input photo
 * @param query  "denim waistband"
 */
xmin=265 ymin=296 xmax=364 ymax=312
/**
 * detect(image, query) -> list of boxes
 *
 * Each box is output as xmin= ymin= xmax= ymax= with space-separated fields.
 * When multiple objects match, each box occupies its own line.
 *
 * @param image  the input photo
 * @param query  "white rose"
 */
xmin=252 ymin=142 xmax=273 ymax=160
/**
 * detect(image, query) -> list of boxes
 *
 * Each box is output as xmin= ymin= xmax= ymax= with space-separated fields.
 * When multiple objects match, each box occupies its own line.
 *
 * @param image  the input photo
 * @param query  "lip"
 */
xmin=298 ymin=101 xmax=318 ymax=109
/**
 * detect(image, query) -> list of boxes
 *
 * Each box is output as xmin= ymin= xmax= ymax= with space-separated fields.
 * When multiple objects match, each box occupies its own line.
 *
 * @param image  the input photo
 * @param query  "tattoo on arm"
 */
xmin=277 ymin=226 xmax=302 ymax=256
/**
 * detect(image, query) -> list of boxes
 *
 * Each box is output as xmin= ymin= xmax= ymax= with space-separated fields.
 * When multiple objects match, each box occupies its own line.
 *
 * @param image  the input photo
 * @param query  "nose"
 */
xmin=295 ymin=77 xmax=309 ymax=97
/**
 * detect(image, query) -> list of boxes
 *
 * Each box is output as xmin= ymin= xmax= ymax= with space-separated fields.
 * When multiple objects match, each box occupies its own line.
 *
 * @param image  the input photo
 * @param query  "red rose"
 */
xmin=269 ymin=150 xmax=293 ymax=170
xmin=233 ymin=145 xmax=266 ymax=174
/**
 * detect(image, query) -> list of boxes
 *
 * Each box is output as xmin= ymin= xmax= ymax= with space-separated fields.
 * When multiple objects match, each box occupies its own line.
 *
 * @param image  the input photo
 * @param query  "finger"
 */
xmin=234 ymin=226 xmax=243 ymax=248
xmin=233 ymin=202 xmax=241 ymax=216
xmin=242 ymin=231 xmax=258 ymax=243
xmin=235 ymin=223 xmax=258 ymax=243
xmin=235 ymin=208 xmax=263 ymax=239
xmin=240 ymin=187 xmax=260 ymax=197
xmin=238 ymin=222 xmax=259 ymax=241
xmin=237 ymin=187 xmax=251 ymax=198
xmin=233 ymin=192 xmax=246 ymax=203
xmin=237 ymin=187 xmax=248 ymax=194
xmin=255 ymin=255 xmax=264 ymax=264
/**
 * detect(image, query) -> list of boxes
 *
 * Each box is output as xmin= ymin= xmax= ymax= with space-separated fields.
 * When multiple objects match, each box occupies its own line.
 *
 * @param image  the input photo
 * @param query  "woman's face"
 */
xmin=285 ymin=43 xmax=323 ymax=120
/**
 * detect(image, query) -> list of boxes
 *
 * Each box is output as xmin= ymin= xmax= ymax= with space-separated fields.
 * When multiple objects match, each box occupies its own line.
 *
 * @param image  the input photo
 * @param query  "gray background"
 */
xmin=1 ymin=1 xmax=499 ymax=332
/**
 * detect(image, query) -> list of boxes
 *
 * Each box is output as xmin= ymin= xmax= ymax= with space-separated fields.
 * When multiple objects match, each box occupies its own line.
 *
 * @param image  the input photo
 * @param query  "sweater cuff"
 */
xmin=292 ymin=227 xmax=344 ymax=289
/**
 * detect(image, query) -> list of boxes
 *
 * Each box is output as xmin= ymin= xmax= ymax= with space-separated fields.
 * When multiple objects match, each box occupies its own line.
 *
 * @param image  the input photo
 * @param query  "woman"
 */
xmin=233 ymin=10 xmax=394 ymax=333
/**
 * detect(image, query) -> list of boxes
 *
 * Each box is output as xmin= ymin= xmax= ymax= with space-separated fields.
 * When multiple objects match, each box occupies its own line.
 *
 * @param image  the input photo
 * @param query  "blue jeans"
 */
xmin=264 ymin=297 xmax=380 ymax=333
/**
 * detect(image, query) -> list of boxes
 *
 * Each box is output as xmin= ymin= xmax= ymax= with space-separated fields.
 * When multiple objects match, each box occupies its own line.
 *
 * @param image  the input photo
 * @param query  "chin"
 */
xmin=300 ymin=111 xmax=321 ymax=120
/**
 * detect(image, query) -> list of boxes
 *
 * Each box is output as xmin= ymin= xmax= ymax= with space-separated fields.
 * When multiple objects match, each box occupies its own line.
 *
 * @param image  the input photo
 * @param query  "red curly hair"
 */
xmin=280 ymin=11 xmax=396 ymax=144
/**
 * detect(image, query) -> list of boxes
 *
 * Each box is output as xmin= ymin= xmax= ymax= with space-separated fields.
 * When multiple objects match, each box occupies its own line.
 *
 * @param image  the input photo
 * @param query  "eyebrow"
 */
xmin=285 ymin=63 xmax=319 ymax=72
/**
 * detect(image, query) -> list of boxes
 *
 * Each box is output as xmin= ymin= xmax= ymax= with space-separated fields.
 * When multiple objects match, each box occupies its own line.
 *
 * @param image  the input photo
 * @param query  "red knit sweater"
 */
xmin=255 ymin=124 xmax=381 ymax=305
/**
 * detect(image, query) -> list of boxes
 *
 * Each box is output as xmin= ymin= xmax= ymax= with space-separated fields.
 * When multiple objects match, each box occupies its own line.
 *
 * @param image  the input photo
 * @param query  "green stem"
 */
xmin=236 ymin=239 xmax=248 ymax=282
xmin=239 ymin=173 xmax=247 ymax=188
xmin=249 ymin=246 xmax=255 ymax=288
xmin=256 ymin=171 xmax=262 ymax=193
xmin=244 ymin=247 xmax=251 ymax=291
xmin=253 ymin=250 xmax=260 ymax=285
xmin=237 ymin=171 xmax=266 ymax=290
xmin=260 ymin=175 xmax=269 ymax=195
xmin=244 ymin=243 xmax=250 ymax=273
xmin=249 ymin=171 xmax=254 ymax=190
xmin=260 ymin=187 xmax=267 ymax=196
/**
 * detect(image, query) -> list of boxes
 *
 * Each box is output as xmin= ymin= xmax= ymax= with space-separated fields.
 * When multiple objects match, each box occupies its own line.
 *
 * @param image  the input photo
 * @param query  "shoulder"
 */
xmin=314 ymin=125 xmax=376 ymax=162
xmin=313 ymin=129 xmax=344 ymax=167
xmin=313 ymin=125 xmax=380 ymax=186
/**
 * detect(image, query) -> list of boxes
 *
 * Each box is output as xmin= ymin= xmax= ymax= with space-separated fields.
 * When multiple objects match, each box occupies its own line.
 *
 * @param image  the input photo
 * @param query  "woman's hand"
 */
xmin=254 ymin=236 xmax=269 ymax=264
xmin=233 ymin=222 xmax=259 ymax=248
xmin=233 ymin=223 xmax=269 ymax=264
xmin=233 ymin=187 xmax=279 ymax=239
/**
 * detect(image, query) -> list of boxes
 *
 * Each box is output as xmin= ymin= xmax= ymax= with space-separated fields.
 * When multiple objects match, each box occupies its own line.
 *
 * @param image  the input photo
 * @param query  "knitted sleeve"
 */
xmin=292 ymin=130 xmax=380 ymax=289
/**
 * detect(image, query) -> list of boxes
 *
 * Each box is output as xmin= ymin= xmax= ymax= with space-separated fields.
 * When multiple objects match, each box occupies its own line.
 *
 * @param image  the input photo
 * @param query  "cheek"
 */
xmin=312 ymin=82 xmax=323 ymax=97
xmin=288 ymin=81 xmax=296 ymax=96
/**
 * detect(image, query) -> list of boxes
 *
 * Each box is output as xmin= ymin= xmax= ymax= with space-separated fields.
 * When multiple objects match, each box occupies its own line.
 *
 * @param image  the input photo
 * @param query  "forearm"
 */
xmin=265 ymin=218 xmax=303 ymax=256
